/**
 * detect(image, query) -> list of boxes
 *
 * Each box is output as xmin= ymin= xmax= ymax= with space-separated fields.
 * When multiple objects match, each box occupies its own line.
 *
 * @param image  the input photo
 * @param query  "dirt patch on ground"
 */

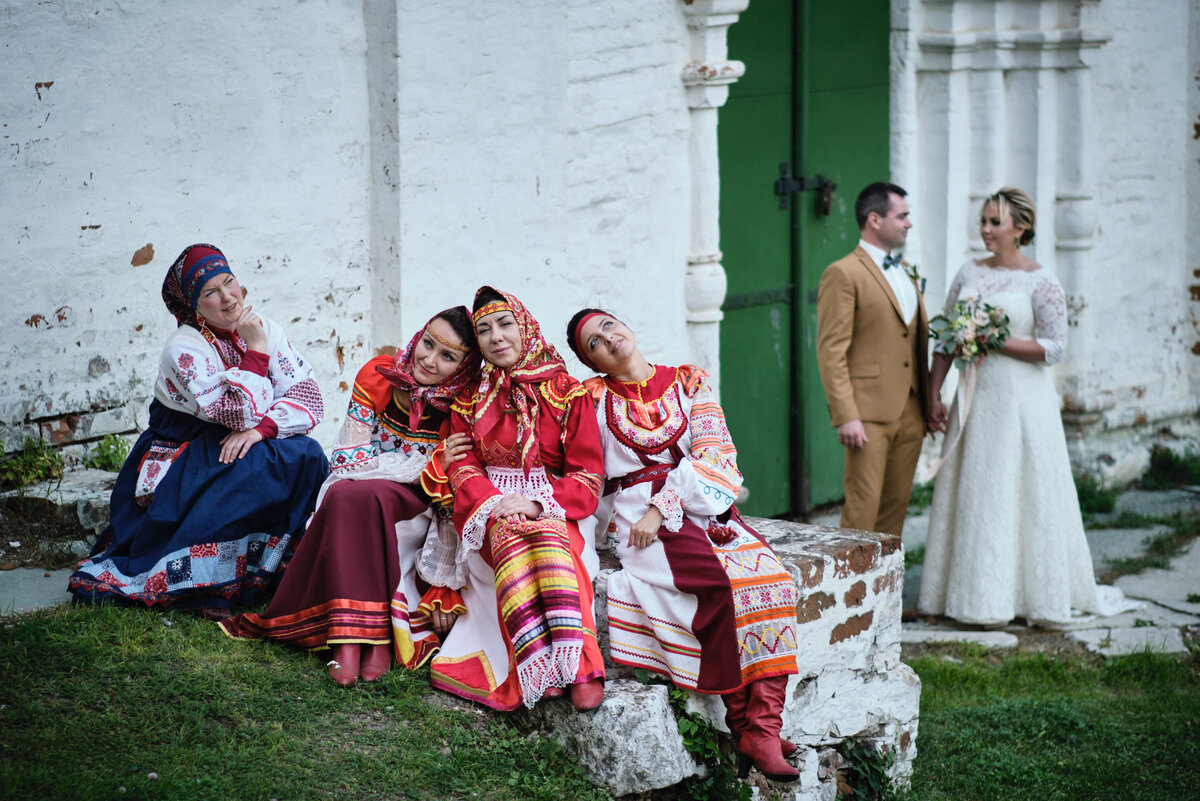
xmin=0 ymin=495 xmax=90 ymax=570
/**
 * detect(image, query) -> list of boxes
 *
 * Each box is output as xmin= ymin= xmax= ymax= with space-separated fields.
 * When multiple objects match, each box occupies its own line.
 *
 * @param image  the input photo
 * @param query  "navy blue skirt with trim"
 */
xmin=68 ymin=400 xmax=329 ymax=611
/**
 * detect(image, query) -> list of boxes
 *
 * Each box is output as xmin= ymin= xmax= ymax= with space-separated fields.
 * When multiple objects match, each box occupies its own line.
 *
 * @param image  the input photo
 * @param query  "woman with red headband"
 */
xmin=221 ymin=307 xmax=481 ymax=685
xmin=69 ymin=244 xmax=328 ymax=616
xmin=429 ymin=287 xmax=607 ymax=712
xmin=568 ymin=308 xmax=801 ymax=783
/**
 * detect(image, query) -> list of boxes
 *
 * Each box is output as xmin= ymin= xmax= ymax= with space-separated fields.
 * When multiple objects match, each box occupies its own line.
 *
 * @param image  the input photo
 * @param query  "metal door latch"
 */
xmin=774 ymin=162 xmax=836 ymax=214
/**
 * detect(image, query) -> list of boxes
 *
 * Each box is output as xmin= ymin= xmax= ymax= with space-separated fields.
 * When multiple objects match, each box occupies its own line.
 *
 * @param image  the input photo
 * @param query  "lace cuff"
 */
xmin=533 ymin=485 xmax=566 ymax=520
xmin=417 ymin=510 xmax=467 ymax=589
xmin=1037 ymin=337 xmax=1064 ymax=366
xmin=461 ymin=495 xmax=501 ymax=556
xmin=650 ymin=488 xmax=684 ymax=533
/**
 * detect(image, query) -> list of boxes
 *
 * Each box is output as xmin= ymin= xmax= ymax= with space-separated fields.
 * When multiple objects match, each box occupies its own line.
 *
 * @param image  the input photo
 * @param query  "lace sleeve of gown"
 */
xmin=1031 ymin=274 xmax=1068 ymax=365
xmin=932 ymin=263 xmax=970 ymax=356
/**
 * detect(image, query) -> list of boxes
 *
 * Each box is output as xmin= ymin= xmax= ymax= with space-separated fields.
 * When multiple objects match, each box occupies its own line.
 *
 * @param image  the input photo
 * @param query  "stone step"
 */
xmin=0 ymin=468 xmax=117 ymax=535
xmin=531 ymin=518 xmax=918 ymax=799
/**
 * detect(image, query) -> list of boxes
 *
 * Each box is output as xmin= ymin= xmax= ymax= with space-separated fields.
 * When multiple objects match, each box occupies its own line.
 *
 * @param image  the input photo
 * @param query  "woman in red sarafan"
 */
xmin=429 ymin=286 xmax=606 ymax=712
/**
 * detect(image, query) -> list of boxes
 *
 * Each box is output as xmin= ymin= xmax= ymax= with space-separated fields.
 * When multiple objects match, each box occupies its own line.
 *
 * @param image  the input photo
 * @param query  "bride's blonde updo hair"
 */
xmin=984 ymin=187 xmax=1036 ymax=246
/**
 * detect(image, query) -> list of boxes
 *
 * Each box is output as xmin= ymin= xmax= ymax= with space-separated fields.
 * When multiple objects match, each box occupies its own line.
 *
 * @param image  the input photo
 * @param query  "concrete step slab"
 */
xmin=1115 ymin=543 xmax=1200 ymax=616
xmin=1109 ymin=488 xmax=1200 ymax=520
xmin=899 ymin=626 xmax=1019 ymax=649
xmin=0 ymin=567 xmax=73 ymax=615
xmin=1065 ymin=625 xmax=1188 ymax=656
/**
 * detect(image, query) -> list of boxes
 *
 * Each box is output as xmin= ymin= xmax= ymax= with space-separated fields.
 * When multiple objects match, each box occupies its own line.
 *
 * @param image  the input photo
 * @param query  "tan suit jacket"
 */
xmin=816 ymin=246 xmax=929 ymax=427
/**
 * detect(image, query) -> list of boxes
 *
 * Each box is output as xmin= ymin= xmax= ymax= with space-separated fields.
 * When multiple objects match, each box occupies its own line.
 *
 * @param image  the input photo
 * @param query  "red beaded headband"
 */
xmin=472 ymin=301 xmax=512 ymax=324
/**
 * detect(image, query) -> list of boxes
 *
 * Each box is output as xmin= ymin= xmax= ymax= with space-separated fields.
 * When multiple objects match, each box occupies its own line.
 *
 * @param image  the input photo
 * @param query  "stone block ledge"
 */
xmin=525 ymin=518 xmax=921 ymax=799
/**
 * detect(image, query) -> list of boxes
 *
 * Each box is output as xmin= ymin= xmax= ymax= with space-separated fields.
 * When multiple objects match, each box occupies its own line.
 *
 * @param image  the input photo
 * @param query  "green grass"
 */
xmin=0 ymin=605 xmax=609 ymax=801
xmin=908 ymin=481 xmax=935 ymax=514
xmin=1073 ymin=473 xmax=1118 ymax=514
xmin=905 ymin=646 xmax=1200 ymax=801
xmin=1140 ymin=445 xmax=1200 ymax=490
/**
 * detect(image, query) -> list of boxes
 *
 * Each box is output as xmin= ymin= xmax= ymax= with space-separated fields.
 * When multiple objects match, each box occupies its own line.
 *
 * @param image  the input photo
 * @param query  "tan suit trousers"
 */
xmin=840 ymin=392 xmax=924 ymax=537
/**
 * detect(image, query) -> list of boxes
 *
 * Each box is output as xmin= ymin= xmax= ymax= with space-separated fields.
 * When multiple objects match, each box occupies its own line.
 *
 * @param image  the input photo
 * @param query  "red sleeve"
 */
xmin=239 ymin=349 xmax=270 ymax=376
xmin=548 ymin=394 xmax=604 ymax=520
xmin=253 ymin=416 xmax=279 ymax=439
xmin=419 ymin=417 xmax=455 ymax=506
xmin=445 ymin=408 xmax=501 ymax=533
xmin=418 ymin=586 xmax=466 ymax=615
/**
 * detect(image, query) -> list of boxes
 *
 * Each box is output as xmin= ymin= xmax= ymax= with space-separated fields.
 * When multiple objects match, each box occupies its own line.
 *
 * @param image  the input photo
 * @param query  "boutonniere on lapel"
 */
xmin=903 ymin=261 xmax=926 ymax=294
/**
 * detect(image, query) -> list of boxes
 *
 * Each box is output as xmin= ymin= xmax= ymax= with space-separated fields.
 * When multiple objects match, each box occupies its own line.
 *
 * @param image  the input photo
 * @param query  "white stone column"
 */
xmin=680 ymin=0 xmax=748 ymax=396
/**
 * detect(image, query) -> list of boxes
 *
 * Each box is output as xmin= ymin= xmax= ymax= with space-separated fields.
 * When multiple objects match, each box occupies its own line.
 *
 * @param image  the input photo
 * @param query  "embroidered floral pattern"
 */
xmin=604 ymin=383 xmax=687 ymax=455
xmin=650 ymin=488 xmax=684 ymax=532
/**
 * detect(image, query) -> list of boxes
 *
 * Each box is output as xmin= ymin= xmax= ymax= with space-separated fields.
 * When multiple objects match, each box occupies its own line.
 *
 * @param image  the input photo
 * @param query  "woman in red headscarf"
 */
xmin=221 ymin=308 xmax=480 ymax=685
xmin=69 ymin=244 xmax=328 ymax=615
xmin=429 ymin=287 xmax=607 ymax=712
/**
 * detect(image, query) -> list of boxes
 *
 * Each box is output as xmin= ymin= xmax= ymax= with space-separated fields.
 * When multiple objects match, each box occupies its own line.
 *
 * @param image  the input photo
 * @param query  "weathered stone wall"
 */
xmin=1 ymin=1 xmax=696 ymax=460
xmin=523 ymin=521 xmax=920 ymax=800
xmin=1066 ymin=0 xmax=1200 ymax=483
xmin=1 ymin=0 xmax=373 ymax=459
xmin=380 ymin=0 xmax=694 ymax=377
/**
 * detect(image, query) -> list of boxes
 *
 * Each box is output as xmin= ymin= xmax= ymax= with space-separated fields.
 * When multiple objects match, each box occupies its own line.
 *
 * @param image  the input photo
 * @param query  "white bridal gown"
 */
xmin=917 ymin=261 xmax=1136 ymax=626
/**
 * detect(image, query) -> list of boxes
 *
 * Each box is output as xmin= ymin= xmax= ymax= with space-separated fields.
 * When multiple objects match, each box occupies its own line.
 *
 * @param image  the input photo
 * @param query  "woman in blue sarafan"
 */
xmin=69 ymin=244 xmax=329 ymax=617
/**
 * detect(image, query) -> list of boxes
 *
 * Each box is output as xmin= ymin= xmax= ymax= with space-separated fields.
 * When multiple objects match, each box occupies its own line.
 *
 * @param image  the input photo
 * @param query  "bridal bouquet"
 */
xmin=928 ymin=296 xmax=1010 ymax=369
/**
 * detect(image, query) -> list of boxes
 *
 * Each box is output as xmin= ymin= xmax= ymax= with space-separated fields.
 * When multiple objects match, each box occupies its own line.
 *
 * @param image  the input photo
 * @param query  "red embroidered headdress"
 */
xmin=470 ymin=286 xmax=570 ymax=472
xmin=375 ymin=307 xmax=481 ymax=429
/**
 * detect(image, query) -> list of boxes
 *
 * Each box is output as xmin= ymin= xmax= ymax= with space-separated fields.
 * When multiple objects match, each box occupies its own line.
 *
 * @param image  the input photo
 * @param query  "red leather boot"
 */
xmin=723 ymin=685 xmax=751 ymax=742
xmin=726 ymin=684 xmax=798 ymax=758
xmin=736 ymin=676 xmax=799 ymax=783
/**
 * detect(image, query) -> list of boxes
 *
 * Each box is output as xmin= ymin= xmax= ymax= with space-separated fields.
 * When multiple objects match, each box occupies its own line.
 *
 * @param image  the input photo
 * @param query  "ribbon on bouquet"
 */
xmin=925 ymin=361 xmax=979 ymax=479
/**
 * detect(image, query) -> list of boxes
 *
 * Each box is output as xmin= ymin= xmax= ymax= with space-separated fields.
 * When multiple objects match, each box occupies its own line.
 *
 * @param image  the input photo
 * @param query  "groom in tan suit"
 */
xmin=816 ymin=182 xmax=945 ymax=536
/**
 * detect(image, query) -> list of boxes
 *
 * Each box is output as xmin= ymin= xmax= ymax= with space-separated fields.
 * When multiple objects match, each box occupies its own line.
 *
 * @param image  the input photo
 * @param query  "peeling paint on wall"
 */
xmin=131 ymin=244 xmax=154 ymax=266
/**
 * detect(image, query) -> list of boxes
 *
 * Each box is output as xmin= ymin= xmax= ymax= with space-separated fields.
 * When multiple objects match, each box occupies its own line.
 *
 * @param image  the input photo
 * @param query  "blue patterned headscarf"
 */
xmin=162 ymin=243 xmax=233 ymax=327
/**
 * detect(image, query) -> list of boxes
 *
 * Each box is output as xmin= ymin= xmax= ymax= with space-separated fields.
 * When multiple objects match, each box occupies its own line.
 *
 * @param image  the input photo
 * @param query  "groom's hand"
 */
xmin=927 ymin=399 xmax=948 ymax=434
xmin=837 ymin=419 xmax=868 ymax=450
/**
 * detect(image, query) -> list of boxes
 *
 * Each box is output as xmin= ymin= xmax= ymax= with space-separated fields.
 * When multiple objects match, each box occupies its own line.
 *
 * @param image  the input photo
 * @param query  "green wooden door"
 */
xmin=719 ymin=0 xmax=890 ymax=516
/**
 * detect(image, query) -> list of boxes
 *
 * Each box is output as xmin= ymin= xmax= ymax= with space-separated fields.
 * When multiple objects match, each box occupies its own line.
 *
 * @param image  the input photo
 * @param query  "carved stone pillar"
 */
xmin=680 ymin=0 xmax=749 ymax=397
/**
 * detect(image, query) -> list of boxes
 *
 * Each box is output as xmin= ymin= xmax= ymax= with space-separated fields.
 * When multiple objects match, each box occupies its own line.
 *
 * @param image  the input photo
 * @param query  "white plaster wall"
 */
xmin=383 ymin=0 xmax=693 ymax=379
xmin=1192 ymin=2 xmax=1200 ymax=403
xmin=1 ymin=1 xmax=697 ymax=456
xmin=1086 ymin=0 xmax=1198 ymax=430
xmin=0 ymin=1 xmax=372 ymax=450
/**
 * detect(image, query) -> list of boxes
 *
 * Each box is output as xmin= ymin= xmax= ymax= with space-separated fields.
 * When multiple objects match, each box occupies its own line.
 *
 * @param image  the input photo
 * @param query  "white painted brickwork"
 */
xmin=1 ymin=1 xmax=696 ymax=455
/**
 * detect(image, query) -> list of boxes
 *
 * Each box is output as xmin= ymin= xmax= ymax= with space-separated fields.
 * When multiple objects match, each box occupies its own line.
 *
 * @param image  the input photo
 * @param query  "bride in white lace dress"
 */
xmin=918 ymin=187 xmax=1133 ymax=626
